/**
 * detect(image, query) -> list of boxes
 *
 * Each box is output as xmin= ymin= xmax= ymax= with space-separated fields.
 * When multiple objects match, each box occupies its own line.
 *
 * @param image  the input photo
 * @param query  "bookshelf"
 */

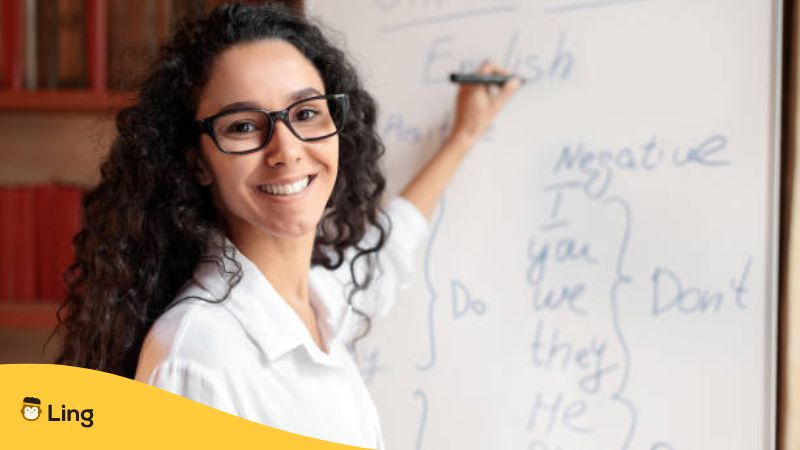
xmin=0 ymin=0 xmax=303 ymax=330
xmin=0 ymin=90 xmax=134 ymax=111
xmin=0 ymin=0 xmax=125 ymax=111
xmin=0 ymin=0 xmax=303 ymax=111
xmin=0 ymin=302 xmax=60 ymax=328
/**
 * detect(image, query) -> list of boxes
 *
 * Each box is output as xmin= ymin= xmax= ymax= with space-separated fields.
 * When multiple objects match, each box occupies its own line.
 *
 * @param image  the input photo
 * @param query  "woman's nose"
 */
xmin=264 ymin=120 xmax=303 ymax=167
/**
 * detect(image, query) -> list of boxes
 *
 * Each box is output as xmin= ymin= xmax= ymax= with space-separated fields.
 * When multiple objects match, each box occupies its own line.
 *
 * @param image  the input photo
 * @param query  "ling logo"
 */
xmin=20 ymin=396 xmax=94 ymax=428
xmin=21 ymin=397 xmax=42 ymax=421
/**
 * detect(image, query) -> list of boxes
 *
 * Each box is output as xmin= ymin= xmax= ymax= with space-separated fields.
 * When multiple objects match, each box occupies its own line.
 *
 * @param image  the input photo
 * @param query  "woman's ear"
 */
xmin=186 ymin=149 xmax=213 ymax=186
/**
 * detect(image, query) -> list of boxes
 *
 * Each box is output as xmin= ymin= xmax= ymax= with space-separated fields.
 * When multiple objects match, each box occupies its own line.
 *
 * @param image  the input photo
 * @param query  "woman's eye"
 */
xmin=227 ymin=122 xmax=258 ymax=134
xmin=294 ymin=108 xmax=320 ymax=122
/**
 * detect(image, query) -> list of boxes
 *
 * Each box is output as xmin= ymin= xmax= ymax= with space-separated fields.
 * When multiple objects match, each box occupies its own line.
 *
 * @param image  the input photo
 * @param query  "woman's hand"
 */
xmin=448 ymin=62 xmax=522 ymax=146
xmin=399 ymin=62 xmax=521 ymax=219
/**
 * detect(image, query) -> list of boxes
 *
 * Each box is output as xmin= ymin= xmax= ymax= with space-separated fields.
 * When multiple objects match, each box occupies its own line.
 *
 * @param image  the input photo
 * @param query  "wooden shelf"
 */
xmin=0 ymin=90 xmax=135 ymax=112
xmin=0 ymin=302 xmax=61 ymax=329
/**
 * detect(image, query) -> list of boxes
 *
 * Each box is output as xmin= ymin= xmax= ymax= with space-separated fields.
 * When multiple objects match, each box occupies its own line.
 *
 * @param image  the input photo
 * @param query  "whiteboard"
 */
xmin=307 ymin=1 xmax=782 ymax=449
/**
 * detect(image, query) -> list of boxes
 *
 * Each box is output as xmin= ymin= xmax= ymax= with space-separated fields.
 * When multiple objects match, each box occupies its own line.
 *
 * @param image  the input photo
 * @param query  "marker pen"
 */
xmin=449 ymin=73 xmax=526 ymax=85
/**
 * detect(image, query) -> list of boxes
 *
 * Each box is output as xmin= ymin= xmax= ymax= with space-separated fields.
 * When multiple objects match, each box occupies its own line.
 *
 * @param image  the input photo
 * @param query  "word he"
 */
xmin=48 ymin=404 xmax=94 ymax=428
xmin=527 ymin=392 xmax=592 ymax=435
xmin=651 ymin=257 xmax=752 ymax=316
xmin=423 ymin=30 xmax=573 ymax=84
xmin=553 ymin=134 xmax=729 ymax=198
xmin=530 ymin=319 xmax=618 ymax=394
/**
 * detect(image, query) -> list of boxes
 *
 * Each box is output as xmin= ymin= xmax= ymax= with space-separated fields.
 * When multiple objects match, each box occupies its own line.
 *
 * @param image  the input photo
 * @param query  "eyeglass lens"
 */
xmin=211 ymin=96 xmax=345 ymax=153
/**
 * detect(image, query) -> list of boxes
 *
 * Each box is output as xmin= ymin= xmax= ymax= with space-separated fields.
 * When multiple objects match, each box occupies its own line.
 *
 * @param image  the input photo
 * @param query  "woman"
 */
xmin=53 ymin=3 xmax=519 ymax=448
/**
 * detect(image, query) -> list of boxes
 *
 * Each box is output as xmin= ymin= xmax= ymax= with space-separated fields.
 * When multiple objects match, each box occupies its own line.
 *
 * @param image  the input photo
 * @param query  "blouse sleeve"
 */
xmin=341 ymin=196 xmax=430 ymax=320
xmin=380 ymin=196 xmax=430 ymax=286
xmin=141 ymin=358 xmax=240 ymax=417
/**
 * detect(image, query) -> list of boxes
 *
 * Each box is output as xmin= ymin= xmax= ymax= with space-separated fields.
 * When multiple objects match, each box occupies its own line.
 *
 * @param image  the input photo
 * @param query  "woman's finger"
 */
xmin=477 ymin=61 xmax=494 ymax=75
xmin=494 ymin=77 xmax=521 ymax=108
xmin=477 ymin=61 xmax=512 ymax=76
xmin=473 ymin=62 xmax=519 ymax=107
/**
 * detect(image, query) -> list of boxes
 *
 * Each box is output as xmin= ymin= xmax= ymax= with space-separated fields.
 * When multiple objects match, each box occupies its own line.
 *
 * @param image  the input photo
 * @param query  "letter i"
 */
xmin=550 ymin=191 xmax=563 ymax=221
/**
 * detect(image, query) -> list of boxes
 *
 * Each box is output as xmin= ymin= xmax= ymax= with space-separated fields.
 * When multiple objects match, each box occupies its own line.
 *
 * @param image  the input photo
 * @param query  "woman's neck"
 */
xmin=228 ymin=227 xmax=316 ymax=310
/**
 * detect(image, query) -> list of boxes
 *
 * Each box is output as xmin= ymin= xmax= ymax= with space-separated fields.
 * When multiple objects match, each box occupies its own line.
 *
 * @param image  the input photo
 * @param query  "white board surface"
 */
xmin=307 ymin=1 xmax=782 ymax=449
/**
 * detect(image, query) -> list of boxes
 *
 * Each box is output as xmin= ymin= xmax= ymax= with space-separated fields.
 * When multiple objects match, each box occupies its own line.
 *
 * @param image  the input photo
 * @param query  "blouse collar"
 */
xmin=187 ymin=232 xmax=353 ymax=368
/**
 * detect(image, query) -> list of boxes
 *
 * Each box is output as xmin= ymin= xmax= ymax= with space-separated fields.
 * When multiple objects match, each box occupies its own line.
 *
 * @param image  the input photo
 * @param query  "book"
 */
xmin=6 ymin=0 xmax=24 ymax=89
xmin=0 ymin=188 xmax=14 ymax=301
xmin=0 ymin=0 xmax=6 ymax=88
xmin=34 ymin=184 xmax=56 ymax=301
xmin=56 ymin=0 xmax=87 ymax=88
xmin=108 ymin=0 xmax=159 ymax=90
xmin=0 ymin=187 xmax=36 ymax=302
xmin=24 ymin=0 xmax=37 ymax=89
xmin=36 ymin=0 xmax=88 ymax=89
xmin=36 ymin=0 xmax=58 ymax=89
xmin=15 ymin=187 xmax=36 ymax=302
xmin=52 ymin=186 xmax=82 ymax=302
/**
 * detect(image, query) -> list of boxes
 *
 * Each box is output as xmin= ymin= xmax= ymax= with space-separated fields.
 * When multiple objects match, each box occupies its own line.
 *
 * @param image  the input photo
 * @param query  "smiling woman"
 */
xmin=49 ymin=2 xmax=518 ymax=449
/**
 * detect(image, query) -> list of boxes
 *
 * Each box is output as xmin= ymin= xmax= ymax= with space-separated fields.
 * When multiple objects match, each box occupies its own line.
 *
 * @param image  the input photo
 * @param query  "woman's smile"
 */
xmin=255 ymin=174 xmax=317 ymax=199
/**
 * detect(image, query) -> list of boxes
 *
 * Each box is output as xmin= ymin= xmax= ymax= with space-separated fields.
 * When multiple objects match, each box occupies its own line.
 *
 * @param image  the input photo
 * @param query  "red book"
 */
xmin=0 ymin=0 xmax=6 ymax=88
xmin=14 ymin=186 xmax=36 ymax=302
xmin=4 ymin=0 xmax=24 ymax=90
xmin=86 ymin=0 xmax=108 ymax=91
xmin=37 ymin=0 xmax=59 ymax=89
xmin=34 ymin=184 xmax=57 ymax=302
xmin=56 ymin=0 xmax=87 ymax=88
xmin=0 ymin=187 xmax=14 ymax=301
xmin=52 ymin=186 xmax=82 ymax=302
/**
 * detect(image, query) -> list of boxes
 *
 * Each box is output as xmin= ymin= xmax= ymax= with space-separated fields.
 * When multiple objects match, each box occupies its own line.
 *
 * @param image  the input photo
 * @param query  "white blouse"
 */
xmin=134 ymin=196 xmax=428 ymax=449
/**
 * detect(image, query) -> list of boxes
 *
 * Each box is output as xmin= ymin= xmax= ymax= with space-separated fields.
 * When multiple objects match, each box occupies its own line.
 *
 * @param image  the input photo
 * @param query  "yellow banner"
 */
xmin=2 ymin=364 xmax=366 ymax=449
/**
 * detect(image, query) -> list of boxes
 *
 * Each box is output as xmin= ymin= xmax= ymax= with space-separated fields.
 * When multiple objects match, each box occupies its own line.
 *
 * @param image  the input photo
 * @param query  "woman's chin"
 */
xmin=259 ymin=217 xmax=321 ymax=241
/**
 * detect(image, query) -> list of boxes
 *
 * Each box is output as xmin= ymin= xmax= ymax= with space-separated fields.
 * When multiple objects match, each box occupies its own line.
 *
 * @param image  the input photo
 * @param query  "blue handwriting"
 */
xmin=451 ymin=279 xmax=486 ymax=319
xmin=530 ymin=319 xmax=619 ymax=394
xmin=527 ymin=237 xmax=598 ymax=285
xmin=527 ymin=392 xmax=593 ymax=435
xmin=651 ymin=257 xmax=752 ymax=316
xmin=553 ymin=134 xmax=730 ymax=198
xmin=423 ymin=30 xmax=573 ymax=84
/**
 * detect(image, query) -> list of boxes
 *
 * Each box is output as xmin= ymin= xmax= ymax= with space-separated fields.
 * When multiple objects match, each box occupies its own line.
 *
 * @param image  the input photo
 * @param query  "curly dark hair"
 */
xmin=50 ymin=2 xmax=388 ymax=378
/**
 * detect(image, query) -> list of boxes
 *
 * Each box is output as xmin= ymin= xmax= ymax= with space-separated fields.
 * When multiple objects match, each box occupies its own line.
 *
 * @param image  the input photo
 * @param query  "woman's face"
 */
xmin=194 ymin=39 xmax=338 ymax=243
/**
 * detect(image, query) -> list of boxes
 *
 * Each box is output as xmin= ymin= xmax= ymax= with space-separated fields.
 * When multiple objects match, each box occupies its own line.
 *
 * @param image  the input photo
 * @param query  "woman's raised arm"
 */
xmin=399 ymin=62 xmax=521 ymax=219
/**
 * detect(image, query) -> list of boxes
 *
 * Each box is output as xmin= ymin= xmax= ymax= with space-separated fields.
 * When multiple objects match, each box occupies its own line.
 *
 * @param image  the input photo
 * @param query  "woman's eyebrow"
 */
xmin=289 ymin=87 xmax=323 ymax=102
xmin=216 ymin=101 xmax=261 ymax=115
xmin=214 ymin=88 xmax=323 ymax=115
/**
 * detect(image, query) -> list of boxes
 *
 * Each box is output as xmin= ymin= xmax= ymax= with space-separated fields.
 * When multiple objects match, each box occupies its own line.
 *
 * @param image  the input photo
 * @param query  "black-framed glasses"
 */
xmin=197 ymin=93 xmax=349 ymax=154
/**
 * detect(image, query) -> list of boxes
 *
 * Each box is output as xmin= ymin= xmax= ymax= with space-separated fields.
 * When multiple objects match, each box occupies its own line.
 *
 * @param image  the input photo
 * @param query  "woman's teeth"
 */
xmin=258 ymin=176 xmax=312 ymax=196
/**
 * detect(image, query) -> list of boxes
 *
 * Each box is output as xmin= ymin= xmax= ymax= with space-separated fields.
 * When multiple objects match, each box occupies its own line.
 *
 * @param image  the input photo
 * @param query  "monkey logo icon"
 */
xmin=21 ymin=397 xmax=42 ymax=421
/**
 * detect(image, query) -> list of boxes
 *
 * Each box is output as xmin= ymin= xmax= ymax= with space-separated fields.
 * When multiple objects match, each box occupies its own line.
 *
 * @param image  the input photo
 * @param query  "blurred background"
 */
xmin=0 ymin=0 xmax=302 ymax=364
